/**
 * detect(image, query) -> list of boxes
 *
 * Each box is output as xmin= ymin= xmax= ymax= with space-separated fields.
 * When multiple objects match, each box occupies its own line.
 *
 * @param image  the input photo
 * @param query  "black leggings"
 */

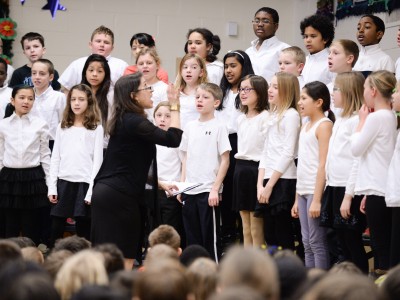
xmin=335 ymin=229 xmax=369 ymax=273
xmin=390 ymin=207 xmax=400 ymax=268
xmin=365 ymin=195 xmax=392 ymax=271
xmin=5 ymin=208 xmax=40 ymax=245
xmin=50 ymin=216 xmax=91 ymax=247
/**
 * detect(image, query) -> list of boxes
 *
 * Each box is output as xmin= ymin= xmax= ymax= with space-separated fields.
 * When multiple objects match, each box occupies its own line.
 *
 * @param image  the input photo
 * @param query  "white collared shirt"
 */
xmin=353 ymin=44 xmax=395 ymax=73
xmin=395 ymin=57 xmax=400 ymax=80
xmin=0 ymin=84 xmax=12 ymax=118
xmin=302 ymin=48 xmax=334 ymax=85
xmin=0 ymin=112 xmax=51 ymax=185
xmin=58 ymin=55 xmax=128 ymax=90
xmin=206 ymin=60 xmax=224 ymax=85
xmin=32 ymin=86 xmax=66 ymax=140
xmin=215 ymin=90 xmax=241 ymax=134
xmin=246 ymin=36 xmax=290 ymax=83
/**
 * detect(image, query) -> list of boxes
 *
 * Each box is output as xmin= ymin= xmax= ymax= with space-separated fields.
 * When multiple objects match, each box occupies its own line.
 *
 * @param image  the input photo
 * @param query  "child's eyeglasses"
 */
xmin=137 ymin=86 xmax=154 ymax=92
xmin=238 ymin=88 xmax=255 ymax=93
xmin=332 ymin=87 xmax=341 ymax=92
xmin=252 ymin=18 xmax=274 ymax=25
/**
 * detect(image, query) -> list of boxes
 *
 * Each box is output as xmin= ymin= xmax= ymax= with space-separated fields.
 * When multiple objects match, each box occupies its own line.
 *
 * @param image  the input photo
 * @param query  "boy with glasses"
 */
xmin=245 ymin=7 xmax=289 ymax=83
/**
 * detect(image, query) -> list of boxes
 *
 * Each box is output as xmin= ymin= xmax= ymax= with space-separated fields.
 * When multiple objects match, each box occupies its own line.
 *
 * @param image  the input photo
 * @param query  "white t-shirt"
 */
xmin=260 ymin=108 xmax=300 ymax=179
xmin=32 ymin=86 xmax=66 ymax=140
xmin=0 ymin=84 xmax=12 ymax=118
xmin=353 ymin=44 xmax=395 ymax=73
xmin=246 ymin=36 xmax=290 ymax=83
xmin=179 ymin=91 xmax=199 ymax=131
xmin=48 ymin=124 xmax=104 ymax=201
xmin=215 ymin=90 xmax=241 ymax=134
xmin=5 ymin=65 xmax=14 ymax=86
xmin=206 ymin=60 xmax=224 ymax=85
xmin=59 ymin=56 xmax=128 ymax=90
xmin=180 ymin=117 xmax=231 ymax=194
xmin=326 ymin=114 xmax=359 ymax=196
xmin=297 ymin=117 xmax=332 ymax=195
xmin=386 ymin=130 xmax=400 ymax=207
xmin=156 ymin=144 xmax=182 ymax=182
xmin=351 ymin=109 xmax=397 ymax=196
xmin=302 ymin=48 xmax=334 ymax=85
xmin=395 ymin=57 xmax=400 ymax=81
xmin=235 ymin=110 xmax=269 ymax=162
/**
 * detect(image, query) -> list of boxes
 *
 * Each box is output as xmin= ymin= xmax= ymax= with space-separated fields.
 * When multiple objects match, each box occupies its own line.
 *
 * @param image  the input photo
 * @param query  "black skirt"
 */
xmin=50 ymin=179 xmax=90 ymax=218
xmin=320 ymin=185 xmax=366 ymax=232
xmin=0 ymin=166 xmax=48 ymax=209
xmin=255 ymin=178 xmax=296 ymax=217
xmin=232 ymin=159 xmax=259 ymax=211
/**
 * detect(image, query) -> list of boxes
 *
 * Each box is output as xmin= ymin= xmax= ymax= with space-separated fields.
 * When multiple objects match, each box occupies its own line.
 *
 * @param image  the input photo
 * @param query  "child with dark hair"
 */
xmin=52 ymin=235 xmax=91 ymax=253
xmin=9 ymin=32 xmax=61 ymax=90
xmin=353 ymin=15 xmax=395 ymax=74
xmin=94 ymin=244 xmax=125 ymax=276
xmin=185 ymin=28 xmax=223 ymax=84
xmin=300 ymin=14 xmax=335 ymax=85
xmin=246 ymin=7 xmax=289 ymax=83
xmin=124 ymin=32 xmax=169 ymax=83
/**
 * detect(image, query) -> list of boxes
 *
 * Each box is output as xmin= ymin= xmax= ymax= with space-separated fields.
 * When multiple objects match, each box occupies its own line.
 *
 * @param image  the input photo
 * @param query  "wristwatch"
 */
xmin=170 ymin=103 xmax=180 ymax=112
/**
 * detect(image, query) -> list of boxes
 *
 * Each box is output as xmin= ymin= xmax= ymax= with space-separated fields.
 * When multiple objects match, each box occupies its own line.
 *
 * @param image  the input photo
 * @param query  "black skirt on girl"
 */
xmin=50 ymin=179 xmax=90 ymax=218
xmin=320 ymin=185 xmax=366 ymax=232
xmin=232 ymin=159 xmax=259 ymax=211
xmin=0 ymin=166 xmax=48 ymax=209
xmin=255 ymin=178 xmax=296 ymax=216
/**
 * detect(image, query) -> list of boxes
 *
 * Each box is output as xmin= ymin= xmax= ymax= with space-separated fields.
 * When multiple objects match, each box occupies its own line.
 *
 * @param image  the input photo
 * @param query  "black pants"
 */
xmin=182 ymin=192 xmax=220 ymax=262
xmin=390 ymin=207 xmax=400 ymax=268
xmin=50 ymin=216 xmax=91 ymax=247
xmin=365 ymin=195 xmax=392 ymax=270
xmin=220 ymin=133 xmax=240 ymax=244
xmin=336 ymin=229 xmax=369 ymax=273
xmin=158 ymin=190 xmax=185 ymax=247
xmin=264 ymin=209 xmax=295 ymax=250
xmin=5 ymin=208 xmax=40 ymax=245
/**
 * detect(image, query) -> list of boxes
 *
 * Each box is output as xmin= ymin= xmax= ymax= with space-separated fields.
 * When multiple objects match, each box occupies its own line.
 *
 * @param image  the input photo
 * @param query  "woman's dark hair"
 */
xmin=129 ymin=33 xmax=155 ymax=48
xmin=184 ymin=28 xmax=221 ymax=63
xmin=236 ymin=75 xmax=269 ymax=114
xmin=107 ymin=73 xmax=145 ymax=135
xmin=81 ymin=54 xmax=111 ymax=127
xmin=300 ymin=14 xmax=335 ymax=48
xmin=303 ymin=81 xmax=335 ymax=122
xmin=218 ymin=50 xmax=254 ymax=111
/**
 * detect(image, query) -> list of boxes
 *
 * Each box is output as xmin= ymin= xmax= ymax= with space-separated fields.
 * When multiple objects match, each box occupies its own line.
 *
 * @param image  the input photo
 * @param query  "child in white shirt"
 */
xmin=179 ymin=83 xmax=231 ymax=262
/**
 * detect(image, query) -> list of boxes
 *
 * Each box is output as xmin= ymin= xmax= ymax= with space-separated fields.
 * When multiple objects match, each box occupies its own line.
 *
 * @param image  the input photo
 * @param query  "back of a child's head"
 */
xmin=21 ymin=246 xmax=44 ymax=264
xmin=300 ymin=273 xmax=378 ymax=300
xmin=20 ymin=32 xmax=44 ymax=49
xmin=43 ymin=249 xmax=73 ymax=280
xmin=209 ymin=286 xmax=264 ymax=300
xmin=303 ymin=81 xmax=335 ymax=122
xmin=135 ymin=258 xmax=190 ymax=300
xmin=331 ymin=39 xmax=359 ymax=67
xmin=94 ymin=243 xmax=124 ymax=276
xmin=334 ymin=71 xmax=364 ymax=117
xmin=300 ymin=14 xmax=335 ymax=47
xmin=218 ymin=246 xmax=279 ymax=300
xmin=180 ymin=244 xmax=210 ymax=267
xmin=148 ymin=224 xmax=181 ymax=249
xmin=0 ymin=240 xmax=22 ymax=267
xmin=329 ymin=261 xmax=362 ymax=275
xmin=380 ymin=264 xmax=400 ymax=300
xmin=273 ymin=250 xmax=307 ymax=300
xmin=367 ymin=70 xmax=397 ymax=99
xmin=53 ymin=235 xmax=91 ymax=253
xmin=7 ymin=236 xmax=36 ymax=248
xmin=91 ymin=25 xmax=114 ymax=44
xmin=55 ymin=250 xmax=108 ymax=300
xmin=129 ymin=32 xmax=155 ymax=48
xmin=282 ymin=46 xmax=306 ymax=65
xmin=71 ymin=285 xmax=128 ymax=300
xmin=109 ymin=270 xmax=139 ymax=300
xmin=185 ymin=28 xmax=220 ymax=62
xmin=144 ymin=244 xmax=180 ymax=268
xmin=33 ymin=58 xmax=55 ymax=75
xmin=187 ymin=257 xmax=217 ymax=300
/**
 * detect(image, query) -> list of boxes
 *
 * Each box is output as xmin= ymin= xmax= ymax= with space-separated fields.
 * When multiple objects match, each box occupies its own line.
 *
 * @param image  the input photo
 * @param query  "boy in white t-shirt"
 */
xmin=179 ymin=83 xmax=231 ymax=262
xmin=59 ymin=26 xmax=128 ymax=94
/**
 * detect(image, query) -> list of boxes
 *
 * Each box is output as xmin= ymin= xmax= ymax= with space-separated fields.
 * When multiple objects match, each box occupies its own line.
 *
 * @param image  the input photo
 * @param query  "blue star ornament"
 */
xmin=42 ymin=0 xmax=67 ymax=18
